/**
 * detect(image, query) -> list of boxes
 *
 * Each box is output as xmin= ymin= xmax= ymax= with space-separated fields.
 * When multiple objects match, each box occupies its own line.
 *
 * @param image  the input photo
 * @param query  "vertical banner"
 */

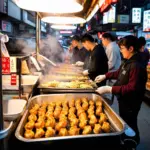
xmin=2 ymin=57 xmax=10 ymax=74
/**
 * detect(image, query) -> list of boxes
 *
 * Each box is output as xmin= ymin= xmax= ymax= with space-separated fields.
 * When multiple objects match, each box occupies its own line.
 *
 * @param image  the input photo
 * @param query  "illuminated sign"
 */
xmin=132 ymin=8 xmax=142 ymax=23
xmin=100 ymin=0 xmax=118 ymax=12
xmin=60 ymin=30 xmax=72 ymax=34
xmin=143 ymin=10 xmax=150 ymax=32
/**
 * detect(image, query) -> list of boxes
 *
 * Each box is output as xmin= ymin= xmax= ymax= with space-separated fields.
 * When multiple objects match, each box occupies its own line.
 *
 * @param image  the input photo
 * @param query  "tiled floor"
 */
xmin=111 ymin=97 xmax=150 ymax=150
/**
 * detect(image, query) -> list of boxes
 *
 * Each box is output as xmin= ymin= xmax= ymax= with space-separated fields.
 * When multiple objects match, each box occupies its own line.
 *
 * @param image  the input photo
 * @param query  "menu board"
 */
xmin=103 ymin=6 xmax=116 ymax=24
xmin=132 ymin=8 xmax=142 ymax=23
xmin=143 ymin=10 xmax=150 ymax=32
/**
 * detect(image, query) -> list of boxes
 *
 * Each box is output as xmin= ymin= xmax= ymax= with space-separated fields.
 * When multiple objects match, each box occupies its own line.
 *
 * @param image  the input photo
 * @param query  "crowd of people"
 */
xmin=65 ymin=33 xmax=149 ymax=148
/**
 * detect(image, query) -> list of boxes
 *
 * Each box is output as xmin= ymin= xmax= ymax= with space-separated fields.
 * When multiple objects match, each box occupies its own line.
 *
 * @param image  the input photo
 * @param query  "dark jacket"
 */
xmin=71 ymin=47 xmax=89 ymax=64
xmin=88 ymin=44 xmax=108 ymax=85
xmin=106 ymin=53 xmax=147 ymax=110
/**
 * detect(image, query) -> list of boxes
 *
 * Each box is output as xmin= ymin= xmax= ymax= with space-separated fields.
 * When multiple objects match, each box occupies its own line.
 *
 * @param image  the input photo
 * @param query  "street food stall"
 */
xmin=0 ymin=0 xmax=137 ymax=150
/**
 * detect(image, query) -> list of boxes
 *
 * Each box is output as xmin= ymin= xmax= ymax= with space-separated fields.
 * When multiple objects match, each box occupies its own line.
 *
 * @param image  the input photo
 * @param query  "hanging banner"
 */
xmin=2 ymin=57 xmax=10 ymax=74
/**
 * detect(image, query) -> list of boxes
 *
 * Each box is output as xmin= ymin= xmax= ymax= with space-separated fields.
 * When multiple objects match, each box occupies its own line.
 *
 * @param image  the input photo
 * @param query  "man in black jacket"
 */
xmin=81 ymin=34 xmax=108 ymax=86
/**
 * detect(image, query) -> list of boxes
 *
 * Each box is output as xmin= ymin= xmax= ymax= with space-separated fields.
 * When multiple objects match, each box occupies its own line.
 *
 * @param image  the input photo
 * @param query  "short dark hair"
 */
xmin=80 ymin=34 xmax=94 ymax=43
xmin=138 ymin=36 xmax=146 ymax=48
xmin=71 ymin=35 xmax=80 ymax=42
xmin=102 ymin=32 xmax=116 ymax=41
xmin=118 ymin=35 xmax=139 ymax=51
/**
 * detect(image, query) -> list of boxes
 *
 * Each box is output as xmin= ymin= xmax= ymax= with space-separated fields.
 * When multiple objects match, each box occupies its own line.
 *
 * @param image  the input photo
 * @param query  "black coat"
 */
xmin=88 ymin=44 xmax=108 ymax=85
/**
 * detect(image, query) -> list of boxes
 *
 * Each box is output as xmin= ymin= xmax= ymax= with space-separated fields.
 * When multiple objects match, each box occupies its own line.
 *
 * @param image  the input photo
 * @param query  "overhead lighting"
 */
xmin=42 ymin=16 xmax=86 ymax=24
xmin=86 ymin=4 xmax=99 ymax=22
xmin=13 ymin=0 xmax=83 ymax=13
xmin=51 ymin=25 xmax=77 ymax=30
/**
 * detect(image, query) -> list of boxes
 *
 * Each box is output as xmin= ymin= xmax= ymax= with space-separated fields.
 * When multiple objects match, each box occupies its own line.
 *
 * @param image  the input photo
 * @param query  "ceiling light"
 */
xmin=86 ymin=4 xmax=99 ymax=22
xmin=13 ymin=0 xmax=83 ymax=13
xmin=51 ymin=25 xmax=77 ymax=30
xmin=42 ymin=16 xmax=86 ymax=24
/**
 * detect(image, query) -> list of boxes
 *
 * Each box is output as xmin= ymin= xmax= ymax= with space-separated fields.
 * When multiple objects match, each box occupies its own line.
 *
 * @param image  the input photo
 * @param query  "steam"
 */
xmin=39 ymin=35 xmax=65 ymax=63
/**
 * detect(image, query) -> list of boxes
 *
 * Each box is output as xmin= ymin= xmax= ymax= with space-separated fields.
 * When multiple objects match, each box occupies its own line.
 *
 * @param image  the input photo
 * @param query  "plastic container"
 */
xmin=3 ymin=99 xmax=27 ymax=121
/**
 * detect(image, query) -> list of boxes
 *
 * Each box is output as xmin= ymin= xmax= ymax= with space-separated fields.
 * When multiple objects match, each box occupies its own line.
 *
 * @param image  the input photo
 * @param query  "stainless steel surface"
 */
xmin=15 ymin=93 xmax=126 ymax=142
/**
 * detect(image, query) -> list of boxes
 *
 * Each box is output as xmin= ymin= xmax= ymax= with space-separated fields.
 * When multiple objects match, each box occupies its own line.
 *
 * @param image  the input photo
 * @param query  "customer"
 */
xmin=95 ymin=35 xmax=147 ymax=145
xmin=71 ymin=35 xmax=90 ymax=68
xmin=100 ymin=32 xmax=121 ymax=102
xmin=81 ymin=34 xmax=108 ymax=86
xmin=138 ymin=36 xmax=149 ymax=68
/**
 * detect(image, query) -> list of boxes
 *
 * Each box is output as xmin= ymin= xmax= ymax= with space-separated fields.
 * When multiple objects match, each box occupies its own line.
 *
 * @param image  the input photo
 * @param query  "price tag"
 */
xmin=11 ymin=74 xmax=17 ymax=85
xmin=2 ymin=57 xmax=10 ymax=74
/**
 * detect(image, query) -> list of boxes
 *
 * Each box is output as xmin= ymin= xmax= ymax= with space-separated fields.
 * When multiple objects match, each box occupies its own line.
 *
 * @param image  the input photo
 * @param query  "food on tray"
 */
xmin=23 ymin=97 xmax=111 ymax=139
xmin=24 ymin=129 xmax=34 ymax=139
xmin=40 ymin=80 xmax=95 ymax=89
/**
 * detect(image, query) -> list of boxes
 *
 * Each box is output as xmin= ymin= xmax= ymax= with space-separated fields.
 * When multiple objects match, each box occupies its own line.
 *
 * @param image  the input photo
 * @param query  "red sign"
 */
xmin=11 ymin=74 xmax=17 ymax=85
xmin=2 ymin=57 xmax=10 ymax=74
xmin=100 ymin=0 xmax=118 ymax=12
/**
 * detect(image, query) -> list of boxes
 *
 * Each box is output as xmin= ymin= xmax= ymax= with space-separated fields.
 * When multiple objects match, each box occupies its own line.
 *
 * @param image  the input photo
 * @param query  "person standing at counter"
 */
xmin=95 ymin=35 xmax=147 ymax=145
xmin=71 ymin=35 xmax=90 ymax=69
xmin=138 ymin=36 xmax=149 ymax=69
xmin=81 ymin=34 xmax=108 ymax=86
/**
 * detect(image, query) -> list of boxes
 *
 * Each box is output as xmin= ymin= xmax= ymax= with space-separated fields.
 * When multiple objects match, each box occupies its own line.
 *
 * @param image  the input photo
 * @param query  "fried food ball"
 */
xmin=28 ymin=114 xmax=37 ymax=122
xmin=101 ymin=122 xmax=110 ymax=133
xmin=87 ymin=109 xmax=94 ymax=116
xmin=69 ymin=107 xmax=76 ymax=114
xmin=61 ymin=100 xmax=68 ymax=107
xmin=81 ymin=97 xmax=88 ymax=103
xmin=78 ymin=112 xmax=87 ymax=119
xmin=35 ymin=120 xmax=45 ymax=129
xmin=47 ymin=105 xmax=54 ymax=111
xmin=68 ymin=99 xmax=75 ymax=108
xmin=82 ymin=125 xmax=92 ymax=135
xmin=55 ymin=120 xmax=68 ymax=131
xmin=96 ymin=99 xmax=102 ymax=107
xmin=68 ymin=126 xmax=80 ymax=136
xmin=88 ymin=105 xmax=95 ymax=111
xmin=58 ymin=128 xmax=68 ymax=136
xmin=70 ymin=118 xmax=79 ymax=126
xmin=38 ymin=110 xmax=45 ymax=117
xmin=24 ymin=129 xmax=34 ymax=139
xmin=29 ymin=108 xmax=37 ymax=115
xmin=45 ymin=117 xmax=56 ymax=128
xmin=77 ymin=108 xmax=85 ymax=117
xmin=99 ymin=113 xmax=107 ymax=125
xmin=45 ymin=127 xmax=55 ymax=137
xmin=34 ymin=128 xmax=45 ymax=138
xmin=82 ymin=102 xmax=88 ymax=111
xmin=93 ymin=124 xmax=102 ymax=134
xmin=45 ymin=111 xmax=53 ymax=119
xmin=89 ymin=100 xmax=94 ymax=106
xmin=61 ymin=110 xmax=68 ymax=116
xmin=89 ymin=115 xmax=97 ymax=126
xmin=79 ymin=120 xmax=87 ymax=129
xmin=96 ymin=106 xmax=103 ymax=116
xmin=75 ymin=98 xmax=81 ymax=105
xmin=32 ymin=104 xmax=40 ymax=110
xmin=54 ymin=109 xmax=61 ymax=119
xmin=25 ymin=120 xmax=35 ymax=130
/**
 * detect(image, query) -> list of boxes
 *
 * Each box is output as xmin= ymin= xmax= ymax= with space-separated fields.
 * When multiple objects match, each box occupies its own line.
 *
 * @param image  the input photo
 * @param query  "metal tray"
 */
xmin=15 ymin=93 xmax=126 ymax=142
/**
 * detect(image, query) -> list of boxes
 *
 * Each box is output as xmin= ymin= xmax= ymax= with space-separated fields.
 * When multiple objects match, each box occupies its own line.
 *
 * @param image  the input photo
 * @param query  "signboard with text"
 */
xmin=132 ymin=8 xmax=142 ymax=23
xmin=2 ymin=57 xmax=10 ymax=74
xmin=143 ymin=10 xmax=150 ymax=32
